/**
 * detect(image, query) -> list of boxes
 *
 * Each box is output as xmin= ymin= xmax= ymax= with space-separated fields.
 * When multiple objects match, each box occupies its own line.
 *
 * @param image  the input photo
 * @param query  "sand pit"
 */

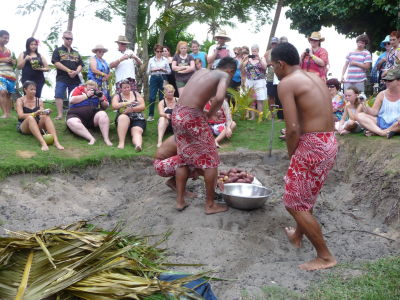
xmin=1 ymin=138 xmax=399 ymax=299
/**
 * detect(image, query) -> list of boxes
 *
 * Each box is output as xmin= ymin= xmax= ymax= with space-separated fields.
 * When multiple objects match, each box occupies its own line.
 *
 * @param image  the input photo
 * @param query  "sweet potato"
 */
xmin=229 ymin=168 xmax=238 ymax=174
xmin=237 ymin=179 xmax=246 ymax=183
xmin=244 ymin=178 xmax=253 ymax=183
xmin=219 ymin=170 xmax=228 ymax=176
xmin=239 ymin=172 xmax=247 ymax=178
xmin=247 ymin=175 xmax=254 ymax=181
xmin=229 ymin=175 xmax=239 ymax=183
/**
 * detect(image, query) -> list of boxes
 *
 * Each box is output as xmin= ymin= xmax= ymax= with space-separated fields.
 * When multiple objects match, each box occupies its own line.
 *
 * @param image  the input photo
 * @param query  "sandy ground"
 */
xmin=1 ymin=138 xmax=399 ymax=299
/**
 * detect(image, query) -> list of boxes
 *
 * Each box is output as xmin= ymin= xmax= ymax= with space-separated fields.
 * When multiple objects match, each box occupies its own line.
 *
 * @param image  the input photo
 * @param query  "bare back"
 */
xmin=178 ymin=69 xmax=230 ymax=109
xmin=278 ymin=69 xmax=334 ymax=133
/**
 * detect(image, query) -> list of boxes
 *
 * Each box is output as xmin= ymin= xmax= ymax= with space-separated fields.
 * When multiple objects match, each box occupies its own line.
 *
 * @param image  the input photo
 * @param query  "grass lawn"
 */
xmin=0 ymin=101 xmax=286 ymax=179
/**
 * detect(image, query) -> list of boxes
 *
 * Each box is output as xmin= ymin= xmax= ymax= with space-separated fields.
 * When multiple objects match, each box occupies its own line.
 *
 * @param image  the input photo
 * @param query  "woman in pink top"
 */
xmin=300 ymin=32 xmax=329 ymax=81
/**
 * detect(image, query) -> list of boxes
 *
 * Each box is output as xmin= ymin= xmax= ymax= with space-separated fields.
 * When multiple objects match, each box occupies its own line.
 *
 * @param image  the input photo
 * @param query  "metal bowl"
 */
xmin=221 ymin=183 xmax=272 ymax=210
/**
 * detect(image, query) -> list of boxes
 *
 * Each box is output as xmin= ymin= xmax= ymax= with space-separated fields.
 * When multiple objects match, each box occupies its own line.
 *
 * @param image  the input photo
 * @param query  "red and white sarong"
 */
xmin=153 ymin=156 xmax=180 ymax=177
xmin=172 ymin=104 xmax=219 ymax=169
xmin=283 ymin=132 xmax=338 ymax=211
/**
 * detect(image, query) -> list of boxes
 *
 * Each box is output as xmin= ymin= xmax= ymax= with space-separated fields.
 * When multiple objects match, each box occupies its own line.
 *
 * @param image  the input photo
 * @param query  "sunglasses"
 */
xmin=63 ymin=37 xmax=73 ymax=41
xmin=155 ymin=50 xmax=163 ymax=53
xmin=327 ymin=85 xmax=337 ymax=88
xmin=384 ymin=43 xmax=390 ymax=46
xmin=383 ymin=79 xmax=395 ymax=82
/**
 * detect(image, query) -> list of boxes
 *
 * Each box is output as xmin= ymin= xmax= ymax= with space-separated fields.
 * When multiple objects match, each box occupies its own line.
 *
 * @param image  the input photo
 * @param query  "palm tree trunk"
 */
xmin=125 ymin=0 xmax=139 ymax=50
xmin=31 ymin=0 xmax=47 ymax=37
xmin=67 ymin=0 xmax=76 ymax=31
xmin=267 ymin=0 xmax=283 ymax=50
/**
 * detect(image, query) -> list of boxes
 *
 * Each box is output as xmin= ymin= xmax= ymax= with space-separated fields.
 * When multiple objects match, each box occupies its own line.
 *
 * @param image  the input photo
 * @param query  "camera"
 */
xmin=305 ymin=48 xmax=310 ymax=55
xmin=41 ymin=109 xmax=51 ymax=115
xmin=358 ymin=93 xmax=367 ymax=102
xmin=248 ymin=55 xmax=256 ymax=59
xmin=217 ymin=46 xmax=226 ymax=50
xmin=90 ymin=89 xmax=103 ymax=98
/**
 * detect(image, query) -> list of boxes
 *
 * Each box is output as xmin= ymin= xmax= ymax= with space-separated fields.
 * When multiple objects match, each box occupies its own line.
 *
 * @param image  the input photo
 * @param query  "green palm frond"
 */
xmin=0 ymin=222 xmax=207 ymax=300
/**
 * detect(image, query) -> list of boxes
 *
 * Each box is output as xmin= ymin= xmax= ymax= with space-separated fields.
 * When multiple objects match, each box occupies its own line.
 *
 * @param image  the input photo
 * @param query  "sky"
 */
xmin=1 ymin=0 xmax=364 ymax=99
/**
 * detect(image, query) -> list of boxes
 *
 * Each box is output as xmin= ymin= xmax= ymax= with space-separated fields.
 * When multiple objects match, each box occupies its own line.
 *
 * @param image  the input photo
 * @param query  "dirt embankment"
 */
xmin=0 ymin=137 xmax=399 ymax=299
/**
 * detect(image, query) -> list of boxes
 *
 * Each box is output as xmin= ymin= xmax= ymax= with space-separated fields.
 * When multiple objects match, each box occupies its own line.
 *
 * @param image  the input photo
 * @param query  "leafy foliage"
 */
xmin=285 ymin=0 xmax=399 ymax=51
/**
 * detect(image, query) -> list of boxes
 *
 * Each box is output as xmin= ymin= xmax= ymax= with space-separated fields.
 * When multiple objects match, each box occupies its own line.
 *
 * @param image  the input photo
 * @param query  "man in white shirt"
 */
xmin=207 ymin=30 xmax=234 ymax=69
xmin=109 ymin=35 xmax=142 ymax=93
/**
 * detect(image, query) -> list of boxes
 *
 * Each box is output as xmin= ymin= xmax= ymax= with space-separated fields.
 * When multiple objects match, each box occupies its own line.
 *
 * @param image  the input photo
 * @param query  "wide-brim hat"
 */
xmin=214 ymin=30 xmax=231 ymax=42
xmin=92 ymin=44 xmax=108 ymax=53
xmin=115 ymin=35 xmax=131 ymax=44
xmin=380 ymin=35 xmax=390 ymax=48
xmin=382 ymin=67 xmax=400 ymax=81
xmin=308 ymin=32 xmax=325 ymax=42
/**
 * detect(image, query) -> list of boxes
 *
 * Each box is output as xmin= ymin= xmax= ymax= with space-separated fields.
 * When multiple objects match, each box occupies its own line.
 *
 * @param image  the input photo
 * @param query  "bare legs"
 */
xmin=356 ymin=113 xmax=387 ymax=136
xmin=0 ymin=90 xmax=12 ymax=118
xmin=116 ymin=114 xmax=143 ymax=150
xmin=203 ymin=168 xmax=228 ymax=214
xmin=67 ymin=111 xmax=112 ymax=146
xmin=175 ymin=166 xmax=190 ymax=211
xmin=20 ymin=116 xmax=49 ymax=151
xmin=157 ymin=117 xmax=169 ymax=147
xmin=131 ymin=126 xmax=143 ymax=152
xmin=285 ymin=207 xmax=337 ymax=271
xmin=215 ymin=121 xmax=236 ymax=148
xmin=38 ymin=116 xmax=64 ymax=149
xmin=55 ymin=98 xmax=63 ymax=119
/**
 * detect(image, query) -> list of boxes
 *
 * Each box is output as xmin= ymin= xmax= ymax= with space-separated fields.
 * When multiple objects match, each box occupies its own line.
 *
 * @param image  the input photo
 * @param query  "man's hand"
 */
xmin=68 ymin=70 xmax=78 ymax=78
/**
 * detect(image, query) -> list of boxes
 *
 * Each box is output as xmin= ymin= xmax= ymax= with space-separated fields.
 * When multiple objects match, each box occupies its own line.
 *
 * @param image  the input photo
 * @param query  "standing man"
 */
xmin=207 ymin=30 xmax=234 ymax=70
xmin=264 ymin=37 xmax=279 ymax=111
xmin=109 ymin=35 xmax=142 ymax=94
xmin=0 ymin=30 xmax=16 ymax=118
xmin=271 ymin=43 xmax=338 ymax=271
xmin=52 ymin=31 xmax=84 ymax=120
xmin=171 ymin=57 xmax=237 ymax=214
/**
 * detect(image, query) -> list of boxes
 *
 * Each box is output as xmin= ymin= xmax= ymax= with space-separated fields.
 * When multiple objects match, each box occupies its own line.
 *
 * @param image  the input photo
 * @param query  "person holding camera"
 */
xmin=112 ymin=79 xmax=146 ymax=151
xmin=300 ymin=32 xmax=329 ymax=81
xmin=242 ymin=44 xmax=268 ymax=117
xmin=16 ymin=81 xmax=64 ymax=151
xmin=66 ymin=80 xmax=112 ymax=146
xmin=207 ymin=30 xmax=235 ymax=70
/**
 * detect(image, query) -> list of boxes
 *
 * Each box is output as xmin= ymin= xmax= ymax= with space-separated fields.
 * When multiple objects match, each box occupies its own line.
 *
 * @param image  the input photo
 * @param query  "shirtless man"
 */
xmin=171 ymin=57 xmax=237 ymax=214
xmin=271 ymin=43 xmax=338 ymax=271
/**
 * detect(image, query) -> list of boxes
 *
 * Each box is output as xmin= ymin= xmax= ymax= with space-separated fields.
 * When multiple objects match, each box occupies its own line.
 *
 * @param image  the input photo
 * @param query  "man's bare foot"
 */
xmin=166 ymin=178 xmax=197 ymax=198
xmin=205 ymin=203 xmax=228 ymax=214
xmin=215 ymin=141 xmax=221 ymax=148
xmin=176 ymin=203 xmax=190 ymax=211
xmin=54 ymin=142 xmax=64 ymax=150
xmin=104 ymin=139 xmax=113 ymax=146
xmin=299 ymin=256 xmax=337 ymax=271
xmin=88 ymin=138 xmax=96 ymax=145
xmin=157 ymin=142 xmax=162 ymax=148
xmin=41 ymin=144 xmax=49 ymax=151
xmin=117 ymin=143 xmax=124 ymax=149
xmin=135 ymin=145 xmax=142 ymax=152
xmin=285 ymin=226 xmax=302 ymax=248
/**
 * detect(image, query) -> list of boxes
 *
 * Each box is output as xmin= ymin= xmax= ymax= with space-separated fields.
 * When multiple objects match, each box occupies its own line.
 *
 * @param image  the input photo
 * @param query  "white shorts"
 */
xmin=246 ymin=78 xmax=267 ymax=101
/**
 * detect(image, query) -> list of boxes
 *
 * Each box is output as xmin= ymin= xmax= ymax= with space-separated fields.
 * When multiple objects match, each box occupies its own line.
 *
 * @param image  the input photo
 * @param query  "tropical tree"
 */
xmin=284 ymin=0 xmax=399 ymax=51
xmin=66 ymin=0 xmax=76 ymax=31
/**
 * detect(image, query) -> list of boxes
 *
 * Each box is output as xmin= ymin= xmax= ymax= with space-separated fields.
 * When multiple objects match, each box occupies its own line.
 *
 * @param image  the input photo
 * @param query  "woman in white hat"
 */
xmin=88 ymin=44 xmax=111 ymax=101
xmin=300 ymin=32 xmax=329 ymax=81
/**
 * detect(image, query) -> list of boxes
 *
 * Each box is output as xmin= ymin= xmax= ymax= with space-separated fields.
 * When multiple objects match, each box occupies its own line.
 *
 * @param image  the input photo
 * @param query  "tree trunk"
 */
xmin=67 ymin=0 xmax=76 ymax=31
xmin=267 ymin=0 xmax=283 ymax=50
xmin=31 ymin=0 xmax=47 ymax=37
xmin=125 ymin=0 xmax=139 ymax=50
xmin=157 ymin=0 xmax=173 ymax=45
xmin=140 ymin=0 xmax=152 ymax=100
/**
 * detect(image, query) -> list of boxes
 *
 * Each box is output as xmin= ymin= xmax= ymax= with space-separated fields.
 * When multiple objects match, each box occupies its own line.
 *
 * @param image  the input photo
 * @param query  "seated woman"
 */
xmin=204 ymin=99 xmax=236 ymax=148
xmin=66 ymin=80 xmax=112 ymax=146
xmin=326 ymin=78 xmax=345 ymax=121
xmin=356 ymin=69 xmax=400 ymax=137
xmin=157 ymin=84 xmax=178 ymax=147
xmin=111 ymin=79 xmax=146 ymax=150
xmin=16 ymin=81 xmax=64 ymax=151
xmin=335 ymin=86 xmax=363 ymax=135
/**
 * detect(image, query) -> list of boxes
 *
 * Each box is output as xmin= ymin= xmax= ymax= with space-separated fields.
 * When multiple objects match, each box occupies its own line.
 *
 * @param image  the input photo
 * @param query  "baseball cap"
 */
xmin=382 ymin=67 xmax=400 ymax=81
xmin=271 ymin=37 xmax=279 ymax=44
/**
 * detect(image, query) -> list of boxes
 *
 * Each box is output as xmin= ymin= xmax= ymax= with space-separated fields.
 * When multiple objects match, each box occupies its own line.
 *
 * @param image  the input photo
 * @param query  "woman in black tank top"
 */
xmin=16 ymin=81 xmax=64 ymax=151
xmin=111 ymin=80 xmax=146 ymax=151
xmin=17 ymin=37 xmax=50 ymax=98
xmin=157 ymin=84 xmax=178 ymax=147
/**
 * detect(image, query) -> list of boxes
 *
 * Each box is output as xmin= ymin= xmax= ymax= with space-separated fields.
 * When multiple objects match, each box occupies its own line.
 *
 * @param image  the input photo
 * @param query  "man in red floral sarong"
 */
xmin=171 ymin=57 xmax=237 ymax=214
xmin=272 ymin=43 xmax=338 ymax=271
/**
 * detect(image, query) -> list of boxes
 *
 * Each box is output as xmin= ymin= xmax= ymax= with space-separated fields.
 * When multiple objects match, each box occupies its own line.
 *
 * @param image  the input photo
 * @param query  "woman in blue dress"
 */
xmin=88 ymin=44 xmax=111 ymax=101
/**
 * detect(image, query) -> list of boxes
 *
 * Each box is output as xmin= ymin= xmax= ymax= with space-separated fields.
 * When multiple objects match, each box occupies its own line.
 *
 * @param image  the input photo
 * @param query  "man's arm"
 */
xmin=277 ymin=80 xmax=300 ymax=158
xmin=207 ymin=73 xmax=229 ymax=117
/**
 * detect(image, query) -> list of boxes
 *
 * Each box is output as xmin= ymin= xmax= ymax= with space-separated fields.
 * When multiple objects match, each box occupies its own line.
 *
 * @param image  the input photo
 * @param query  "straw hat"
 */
xmin=308 ymin=32 xmax=325 ymax=42
xmin=115 ymin=35 xmax=131 ymax=44
xmin=214 ymin=30 xmax=231 ymax=42
xmin=92 ymin=44 xmax=108 ymax=53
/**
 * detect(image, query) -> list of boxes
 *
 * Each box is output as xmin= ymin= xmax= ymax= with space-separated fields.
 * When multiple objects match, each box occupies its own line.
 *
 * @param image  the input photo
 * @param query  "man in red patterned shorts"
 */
xmin=154 ymin=135 xmax=200 ymax=198
xmin=271 ymin=43 xmax=338 ymax=271
xmin=171 ymin=57 xmax=237 ymax=214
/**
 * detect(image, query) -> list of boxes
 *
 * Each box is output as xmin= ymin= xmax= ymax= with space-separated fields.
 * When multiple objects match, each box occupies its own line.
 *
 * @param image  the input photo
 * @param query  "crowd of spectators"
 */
xmin=0 ymin=28 xmax=399 ymax=152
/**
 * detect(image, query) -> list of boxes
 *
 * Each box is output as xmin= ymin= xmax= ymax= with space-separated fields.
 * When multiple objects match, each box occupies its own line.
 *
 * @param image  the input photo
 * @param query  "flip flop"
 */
xmin=387 ymin=131 xmax=396 ymax=139
xmin=54 ymin=116 xmax=62 ymax=120
xmin=280 ymin=128 xmax=286 ymax=135
xmin=176 ymin=203 xmax=190 ymax=212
